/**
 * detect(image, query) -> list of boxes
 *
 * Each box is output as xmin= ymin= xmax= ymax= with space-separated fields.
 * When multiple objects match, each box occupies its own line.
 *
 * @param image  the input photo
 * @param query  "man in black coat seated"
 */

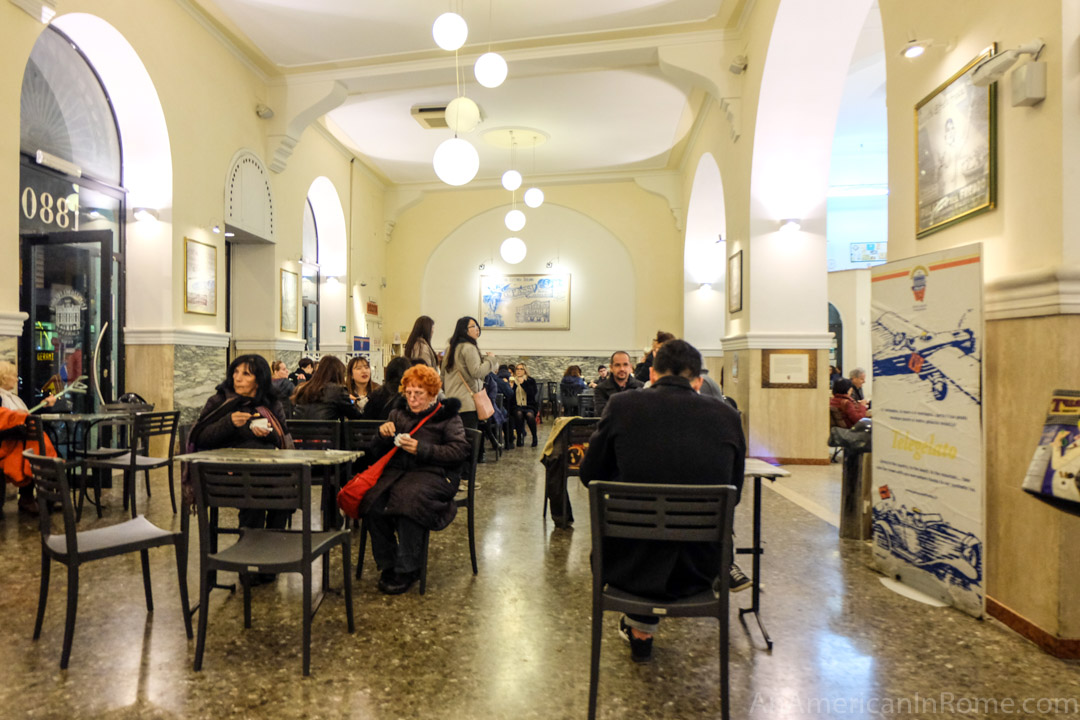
xmin=592 ymin=350 xmax=644 ymax=417
xmin=580 ymin=338 xmax=746 ymax=663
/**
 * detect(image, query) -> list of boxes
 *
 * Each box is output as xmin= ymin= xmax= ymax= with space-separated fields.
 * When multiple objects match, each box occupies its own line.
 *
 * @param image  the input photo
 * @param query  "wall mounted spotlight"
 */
xmin=779 ymin=219 xmax=801 ymax=233
xmin=212 ymin=225 xmax=221 ymax=234
xmin=728 ymin=55 xmax=748 ymax=75
xmin=900 ymin=38 xmax=932 ymax=59
xmin=479 ymin=263 xmax=486 ymax=271
xmin=132 ymin=207 xmax=159 ymax=222
xmin=971 ymin=38 xmax=1045 ymax=87
xmin=255 ymin=103 xmax=274 ymax=119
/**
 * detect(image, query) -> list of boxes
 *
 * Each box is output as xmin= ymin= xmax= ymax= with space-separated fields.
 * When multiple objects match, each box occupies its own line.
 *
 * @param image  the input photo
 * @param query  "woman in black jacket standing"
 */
xmin=291 ymin=355 xmax=362 ymax=421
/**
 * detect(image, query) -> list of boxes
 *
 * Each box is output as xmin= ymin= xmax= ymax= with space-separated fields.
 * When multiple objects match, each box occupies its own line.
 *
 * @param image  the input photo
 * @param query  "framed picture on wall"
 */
xmin=727 ymin=250 xmax=742 ymax=313
xmin=915 ymin=45 xmax=997 ymax=238
xmin=761 ymin=349 xmax=817 ymax=389
xmin=480 ymin=274 xmax=570 ymax=330
xmin=280 ymin=269 xmax=298 ymax=333
xmin=184 ymin=237 xmax=216 ymax=315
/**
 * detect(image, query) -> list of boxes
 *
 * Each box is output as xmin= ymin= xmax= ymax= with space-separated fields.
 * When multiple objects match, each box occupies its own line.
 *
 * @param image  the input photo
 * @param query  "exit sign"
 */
xmin=339 ymin=325 xmax=346 ymax=332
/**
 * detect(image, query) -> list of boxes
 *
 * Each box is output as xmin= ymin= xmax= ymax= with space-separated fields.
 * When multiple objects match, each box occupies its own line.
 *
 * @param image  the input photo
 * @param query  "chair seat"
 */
xmin=211 ymin=528 xmax=347 ymax=569
xmin=85 ymin=452 xmax=171 ymax=470
xmin=75 ymin=447 xmax=128 ymax=460
xmin=45 ymin=515 xmax=177 ymax=556
xmin=602 ymin=584 xmax=721 ymax=617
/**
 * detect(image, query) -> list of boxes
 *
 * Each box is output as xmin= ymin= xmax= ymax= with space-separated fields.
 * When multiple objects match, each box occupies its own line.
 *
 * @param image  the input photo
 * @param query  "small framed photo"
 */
xmin=184 ymin=238 xmax=216 ymax=315
xmin=280 ymin=269 xmax=298 ymax=333
xmin=915 ymin=45 xmax=997 ymax=237
xmin=728 ymin=250 xmax=743 ymax=314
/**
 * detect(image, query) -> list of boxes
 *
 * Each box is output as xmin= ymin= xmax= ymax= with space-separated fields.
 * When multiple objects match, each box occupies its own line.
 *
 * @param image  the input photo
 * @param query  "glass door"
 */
xmin=19 ymin=230 xmax=113 ymax=413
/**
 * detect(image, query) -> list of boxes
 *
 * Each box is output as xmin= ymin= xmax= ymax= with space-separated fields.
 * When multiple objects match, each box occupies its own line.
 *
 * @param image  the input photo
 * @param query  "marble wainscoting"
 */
xmin=497 ymin=355 xmax=613 ymax=385
xmin=276 ymin=349 xmax=302 ymax=372
xmin=174 ymin=345 xmax=228 ymax=426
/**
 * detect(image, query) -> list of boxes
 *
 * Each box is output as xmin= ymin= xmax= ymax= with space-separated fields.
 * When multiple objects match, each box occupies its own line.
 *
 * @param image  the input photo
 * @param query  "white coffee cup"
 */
xmin=250 ymin=417 xmax=271 ymax=432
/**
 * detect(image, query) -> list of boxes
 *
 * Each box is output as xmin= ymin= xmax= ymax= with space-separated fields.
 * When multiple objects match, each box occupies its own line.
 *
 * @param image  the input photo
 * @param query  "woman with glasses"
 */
xmin=441 ymin=316 xmax=496 ymax=460
xmin=360 ymin=365 xmax=470 ymax=594
xmin=508 ymin=363 xmax=540 ymax=447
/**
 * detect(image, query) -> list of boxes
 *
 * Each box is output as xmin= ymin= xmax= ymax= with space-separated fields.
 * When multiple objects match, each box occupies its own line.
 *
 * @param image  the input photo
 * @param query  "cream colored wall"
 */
xmin=746 ymin=348 xmax=830 ymax=461
xmin=2 ymin=3 xmax=386 ymax=350
xmin=879 ymin=0 xmax=1064 ymax=278
xmin=384 ymin=181 xmax=681 ymax=351
xmin=827 ymin=269 xmax=873 ymax=395
xmin=985 ymin=316 xmax=1080 ymax=637
xmin=347 ymin=160 xmax=388 ymax=349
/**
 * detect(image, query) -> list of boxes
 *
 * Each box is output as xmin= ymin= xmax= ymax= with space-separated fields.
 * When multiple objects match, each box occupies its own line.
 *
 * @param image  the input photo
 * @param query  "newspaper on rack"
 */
xmin=1022 ymin=389 xmax=1080 ymax=504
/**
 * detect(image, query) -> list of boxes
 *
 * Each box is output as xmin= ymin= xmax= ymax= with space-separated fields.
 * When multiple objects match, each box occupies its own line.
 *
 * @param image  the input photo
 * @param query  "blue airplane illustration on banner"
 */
xmin=872 ymin=311 xmax=980 ymax=404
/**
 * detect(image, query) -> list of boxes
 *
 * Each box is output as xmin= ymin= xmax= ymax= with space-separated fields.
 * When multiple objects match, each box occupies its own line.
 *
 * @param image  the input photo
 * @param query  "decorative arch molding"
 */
xmin=225 ymin=150 xmax=276 ymax=243
xmin=266 ymin=79 xmax=348 ymax=173
xmin=634 ymin=171 xmax=685 ymax=231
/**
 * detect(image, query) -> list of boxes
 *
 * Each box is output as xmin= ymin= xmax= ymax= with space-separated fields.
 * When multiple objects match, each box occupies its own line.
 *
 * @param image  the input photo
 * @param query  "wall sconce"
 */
xmin=326 ymin=276 xmax=340 ymax=285
xmin=900 ymin=38 xmax=933 ymax=59
xmin=132 ymin=207 xmax=159 ymax=222
xmin=699 ymin=282 xmax=713 ymax=290
xmin=728 ymin=55 xmax=748 ymax=75
xmin=212 ymin=224 xmax=221 ymax=234
xmin=779 ymin=219 xmax=801 ymax=233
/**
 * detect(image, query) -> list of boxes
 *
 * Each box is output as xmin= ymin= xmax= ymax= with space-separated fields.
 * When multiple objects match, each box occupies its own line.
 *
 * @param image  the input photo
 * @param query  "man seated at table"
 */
xmin=593 ymin=351 xmax=643 ymax=417
xmin=580 ymin=339 xmax=746 ymax=663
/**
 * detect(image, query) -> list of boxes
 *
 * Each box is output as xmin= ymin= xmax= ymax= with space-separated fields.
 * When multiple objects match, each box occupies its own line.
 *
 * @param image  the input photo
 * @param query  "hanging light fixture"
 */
xmin=501 ymin=170 xmax=522 ymax=191
xmin=500 ymin=237 xmax=527 ymax=264
xmin=524 ymin=187 xmax=544 ymax=208
xmin=473 ymin=0 xmax=507 ymax=88
xmin=505 ymin=209 xmax=526 ymax=231
xmin=445 ymin=96 xmax=481 ymax=133
xmin=433 ymin=12 xmax=468 ymax=51
xmin=433 ymin=137 xmax=479 ymax=186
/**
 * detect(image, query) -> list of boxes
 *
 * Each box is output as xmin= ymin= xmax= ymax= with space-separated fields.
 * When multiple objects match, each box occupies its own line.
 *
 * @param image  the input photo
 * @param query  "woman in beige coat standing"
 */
xmin=442 ymin=316 xmax=496 ymax=459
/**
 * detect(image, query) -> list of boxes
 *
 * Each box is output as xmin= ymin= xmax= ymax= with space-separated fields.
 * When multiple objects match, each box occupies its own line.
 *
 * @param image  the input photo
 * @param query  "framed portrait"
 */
xmin=728 ymin=250 xmax=743 ymax=313
xmin=761 ymin=349 xmax=817 ymax=389
xmin=184 ymin=238 xmax=216 ymax=315
xmin=280 ymin=269 xmax=298 ymax=333
xmin=915 ymin=45 xmax=997 ymax=238
xmin=480 ymin=274 xmax=570 ymax=330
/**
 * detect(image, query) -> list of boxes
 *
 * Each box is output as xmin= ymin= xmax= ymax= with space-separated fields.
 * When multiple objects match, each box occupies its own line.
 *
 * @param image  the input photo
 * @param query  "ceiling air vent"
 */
xmin=411 ymin=104 xmax=450 ymax=129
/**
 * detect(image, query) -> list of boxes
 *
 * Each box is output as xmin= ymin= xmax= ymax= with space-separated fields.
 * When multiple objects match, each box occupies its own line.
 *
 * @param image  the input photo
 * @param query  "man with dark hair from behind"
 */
xmin=633 ymin=330 xmax=676 ymax=382
xmin=580 ymin=338 xmax=747 ymax=663
xmin=593 ymin=351 xmax=643 ymax=417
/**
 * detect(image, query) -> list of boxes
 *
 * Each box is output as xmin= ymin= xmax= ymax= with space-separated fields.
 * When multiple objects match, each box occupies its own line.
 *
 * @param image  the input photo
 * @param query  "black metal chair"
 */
xmin=83 ymin=411 xmax=180 ymax=516
xmin=544 ymin=417 xmax=600 ymax=526
xmin=579 ymin=391 xmax=596 ymax=418
xmin=543 ymin=381 xmax=560 ymax=419
xmin=190 ymin=461 xmax=354 ymax=676
xmin=72 ymin=403 xmax=154 ymax=518
xmin=290 ymin=419 xmax=346 ymax=528
xmin=356 ymin=427 xmax=482 ymax=592
xmin=343 ymin=419 xmax=384 ymax=458
xmin=586 ymin=481 xmax=737 ymax=720
xmin=23 ymin=451 xmax=192 ymax=669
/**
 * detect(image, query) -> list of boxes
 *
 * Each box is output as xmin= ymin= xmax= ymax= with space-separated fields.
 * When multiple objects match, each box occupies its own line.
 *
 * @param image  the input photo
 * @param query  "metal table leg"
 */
xmin=738 ymin=474 xmax=773 ymax=650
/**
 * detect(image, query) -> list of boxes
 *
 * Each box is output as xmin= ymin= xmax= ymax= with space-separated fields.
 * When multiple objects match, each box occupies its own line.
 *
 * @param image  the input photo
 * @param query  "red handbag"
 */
xmin=337 ymin=403 xmax=442 ymax=519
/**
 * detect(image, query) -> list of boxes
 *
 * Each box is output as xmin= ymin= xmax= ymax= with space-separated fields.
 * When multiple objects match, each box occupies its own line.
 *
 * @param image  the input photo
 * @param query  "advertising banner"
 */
xmin=869 ymin=244 xmax=984 ymax=617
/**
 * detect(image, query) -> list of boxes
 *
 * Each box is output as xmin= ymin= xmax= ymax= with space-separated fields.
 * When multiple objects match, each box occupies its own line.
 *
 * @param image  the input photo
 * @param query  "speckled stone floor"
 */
xmin=2 ymin=423 xmax=1079 ymax=719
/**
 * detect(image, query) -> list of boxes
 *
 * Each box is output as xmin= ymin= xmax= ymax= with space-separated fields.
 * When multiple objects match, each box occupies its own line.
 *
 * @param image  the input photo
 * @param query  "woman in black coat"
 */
xmin=359 ymin=365 xmax=470 ymax=595
xmin=291 ymin=355 xmax=362 ymax=421
xmin=508 ymin=362 xmax=540 ymax=447
xmin=187 ymin=354 xmax=292 ymax=530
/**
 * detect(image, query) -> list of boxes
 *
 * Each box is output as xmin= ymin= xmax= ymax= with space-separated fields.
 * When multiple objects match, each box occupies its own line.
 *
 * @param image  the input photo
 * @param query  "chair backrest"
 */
xmin=132 ymin=411 xmax=180 ymax=457
xmin=588 ymin=481 xmax=738 ymax=588
xmin=22 ymin=450 xmax=78 ymax=554
xmin=22 ymin=414 xmax=47 ymax=449
xmin=579 ymin=393 xmax=596 ymax=418
xmin=494 ymin=393 xmax=506 ymax=412
xmin=460 ymin=428 xmax=483 ymax=504
xmin=288 ymin=419 xmax=342 ymax=450
xmin=561 ymin=417 xmax=600 ymax=477
xmin=343 ymin=419 xmax=383 ymax=452
xmin=191 ymin=462 xmax=312 ymax=555
xmin=829 ymin=404 xmax=848 ymax=430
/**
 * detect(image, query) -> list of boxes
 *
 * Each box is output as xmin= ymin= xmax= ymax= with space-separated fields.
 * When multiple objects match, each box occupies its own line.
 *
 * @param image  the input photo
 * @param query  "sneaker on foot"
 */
xmin=618 ymin=616 xmax=653 ymax=663
xmin=729 ymin=562 xmax=752 ymax=593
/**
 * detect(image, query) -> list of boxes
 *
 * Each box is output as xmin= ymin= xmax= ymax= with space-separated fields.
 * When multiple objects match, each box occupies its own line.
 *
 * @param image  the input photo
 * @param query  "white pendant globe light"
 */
xmin=445 ymin=97 xmax=480 ymax=133
xmin=500 ymin=237 xmax=527 ymax=264
xmin=505 ymin=209 xmax=526 ymax=231
xmin=474 ymin=52 xmax=508 ymax=88
xmin=432 ymin=137 xmax=479 ymax=186
xmin=432 ymin=12 xmax=468 ymax=51
xmin=524 ymin=187 xmax=545 ymax=208
xmin=501 ymin=169 xmax=522 ymax=191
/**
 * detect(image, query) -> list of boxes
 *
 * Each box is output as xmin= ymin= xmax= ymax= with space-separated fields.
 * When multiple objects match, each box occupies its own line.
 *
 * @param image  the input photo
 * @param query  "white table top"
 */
xmin=176 ymin=448 xmax=363 ymax=465
xmin=744 ymin=458 xmax=791 ymax=479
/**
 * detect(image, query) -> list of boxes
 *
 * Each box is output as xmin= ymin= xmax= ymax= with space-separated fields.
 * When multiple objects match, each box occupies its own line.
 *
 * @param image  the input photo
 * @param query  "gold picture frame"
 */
xmin=184 ymin=237 xmax=216 ymax=315
xmin=728 ymin=250 xmax=743 ymax=314
xmin=280 ymin=269 xmax=298 ymax=333
xmin=761 ymin=349 xmax=817 ymax=389
xmin=915 ymin=45 xmax=997 ymax=238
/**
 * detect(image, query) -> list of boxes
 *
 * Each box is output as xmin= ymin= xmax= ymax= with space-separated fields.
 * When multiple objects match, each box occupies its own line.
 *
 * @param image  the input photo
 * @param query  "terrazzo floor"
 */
xmin=1 ymin=424 xmax=1079 ymax=719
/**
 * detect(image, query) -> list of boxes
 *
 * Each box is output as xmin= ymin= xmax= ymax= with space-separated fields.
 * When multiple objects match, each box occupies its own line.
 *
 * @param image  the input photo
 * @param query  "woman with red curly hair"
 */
xmin=359 ymin=364 xmax=471 ymax=594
